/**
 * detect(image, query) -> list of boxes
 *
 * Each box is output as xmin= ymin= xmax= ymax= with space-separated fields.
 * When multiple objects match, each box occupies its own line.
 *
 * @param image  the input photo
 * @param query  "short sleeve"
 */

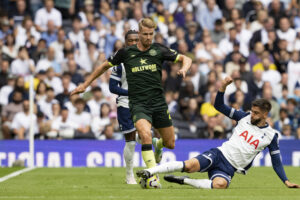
xmin=107 ymin=48 xmax=126 ymax=66
xmin=157 ymin=43 xmax=180 ymax=62
xmin=110 ymin=65 xmax=122 ymax=81
xmin=268 ymin=133 xmax=280 ymax=155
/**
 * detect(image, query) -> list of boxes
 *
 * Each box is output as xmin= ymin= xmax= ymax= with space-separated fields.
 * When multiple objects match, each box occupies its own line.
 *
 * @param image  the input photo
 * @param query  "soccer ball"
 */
xmin=139 ymin=175 xmax=162 ymax=189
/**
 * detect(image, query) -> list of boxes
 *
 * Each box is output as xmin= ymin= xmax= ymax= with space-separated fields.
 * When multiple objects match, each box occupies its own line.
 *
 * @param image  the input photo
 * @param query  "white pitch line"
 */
xmin=0 ymin=167 xmax=35 ymax=183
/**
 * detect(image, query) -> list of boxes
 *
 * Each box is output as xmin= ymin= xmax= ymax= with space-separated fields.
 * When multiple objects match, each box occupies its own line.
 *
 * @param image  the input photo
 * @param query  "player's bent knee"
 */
xmin=184 ymin=158 xmax=200 ymax=173
xmin=212 ymin=177 xmax=228 ymax=189
xmin=164 ymin=140 xmax=175 ymax=149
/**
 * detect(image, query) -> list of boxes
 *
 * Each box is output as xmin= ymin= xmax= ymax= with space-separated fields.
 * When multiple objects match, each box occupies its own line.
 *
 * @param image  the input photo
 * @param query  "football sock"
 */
xmin=183 ymin=179 xmax=212 ymax=189
xmin=141 ymin=144 xmax=156 ymax=168
xmin=156 ymin=138 xmax=164 ymax=149
xmin=147 ymin=161 xmax=184 ymax=175
xmin=124 ymin=141 xmax=136 ymax=177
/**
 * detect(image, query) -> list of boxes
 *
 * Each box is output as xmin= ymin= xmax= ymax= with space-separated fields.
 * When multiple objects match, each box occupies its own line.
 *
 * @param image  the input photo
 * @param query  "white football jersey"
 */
xmin=110 ymin=64 xmax=129 ymax=108
xmin=218 ymin=113 xmax=279 ymax=172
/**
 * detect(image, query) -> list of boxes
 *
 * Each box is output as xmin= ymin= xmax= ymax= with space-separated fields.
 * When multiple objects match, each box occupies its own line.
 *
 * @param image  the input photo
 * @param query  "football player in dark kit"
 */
xmin=71 ymin=18 xmax=192 ymax=186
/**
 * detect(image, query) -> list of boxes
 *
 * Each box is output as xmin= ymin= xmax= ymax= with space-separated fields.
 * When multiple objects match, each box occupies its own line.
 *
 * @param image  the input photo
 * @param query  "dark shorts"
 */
xmin=194 ymin=148 xmax=236 ymax=187
xmin=117 ymin=106 xmax=136 ymax=134
xmin=130 ymin=104 xmax=172 ymax=129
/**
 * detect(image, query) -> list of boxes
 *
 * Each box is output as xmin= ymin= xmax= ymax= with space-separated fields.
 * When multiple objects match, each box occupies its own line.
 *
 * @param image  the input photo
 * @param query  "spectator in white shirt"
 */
xmin=10 ymin=47 xmax=35 ymax=77
xmin=50 ymin=28 xmax=65 ymax=64
xmin=34 ymin=0 xmax=62 ymax=32
xmin=69 ymin=98 xmax=93 ymax=138
xmin=287 ymin=50 xmax=300 ymax=95
xmin=36 ymin=47 xmax=61 ymax=73
xmin=44 ymin=67 xmax=62 ymax=95
xmin=92 ymin=102 xmax=111 ymax=139
xmin=50 ymin=107 xmax=78 ymax=139
xmin=276 ymin=17 xmax=296 ymax=52
xmin=261 ymin=57 xmax=281 ymax=89
xmin=38 ymin=87 xmax=59 ymax=119
xmin=87 ymin=87 xmax=105 ymax=117
xmin=15 ymin=16 xmax=41 ymax=47
xmin=68 ymin=16 xmax=84 ymax=49
xmin=11 ymin=100 xmax=38 ymax=140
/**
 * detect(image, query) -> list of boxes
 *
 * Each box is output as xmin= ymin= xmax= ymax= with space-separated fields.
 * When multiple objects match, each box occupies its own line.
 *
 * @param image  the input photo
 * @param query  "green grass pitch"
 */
xmin=0 ymin=167 xmax=299 ymax=200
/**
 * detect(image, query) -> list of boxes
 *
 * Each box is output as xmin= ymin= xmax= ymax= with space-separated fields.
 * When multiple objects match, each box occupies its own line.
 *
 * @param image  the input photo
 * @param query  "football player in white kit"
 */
xmin=109 ymin=30 xmax=139 ymax=184
xmin=136 ymin=77 xmax=300 ymax=189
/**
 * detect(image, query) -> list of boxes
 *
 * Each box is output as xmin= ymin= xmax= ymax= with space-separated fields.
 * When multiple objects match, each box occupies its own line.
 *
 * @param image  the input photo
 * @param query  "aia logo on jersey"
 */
xmin=239 ymin=131 xmax=260 ymax=149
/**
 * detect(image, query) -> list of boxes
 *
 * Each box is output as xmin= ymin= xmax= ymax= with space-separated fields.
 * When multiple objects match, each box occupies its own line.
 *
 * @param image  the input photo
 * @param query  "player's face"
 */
xmin=139 ymin=26 xmax=154 ymax=47
xmin=250 ymin=106 xmax=265 ymax=125
xmin=126 ymin=34 xmax=139 ymax=47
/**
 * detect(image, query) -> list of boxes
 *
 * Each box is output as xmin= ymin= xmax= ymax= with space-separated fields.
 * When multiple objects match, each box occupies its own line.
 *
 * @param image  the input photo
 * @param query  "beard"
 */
xmin=251 ymin=118 xmax=261 ymax=125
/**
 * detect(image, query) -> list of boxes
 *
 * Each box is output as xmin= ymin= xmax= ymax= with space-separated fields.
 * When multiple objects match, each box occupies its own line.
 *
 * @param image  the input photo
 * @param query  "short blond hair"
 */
xmin=139 ymin=17 xmax=156 ymax=31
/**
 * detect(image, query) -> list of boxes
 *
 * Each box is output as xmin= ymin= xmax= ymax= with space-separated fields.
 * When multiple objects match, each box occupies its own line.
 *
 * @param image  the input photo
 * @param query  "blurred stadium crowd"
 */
xmin=0 ymin=0 xmax=299 ymax=140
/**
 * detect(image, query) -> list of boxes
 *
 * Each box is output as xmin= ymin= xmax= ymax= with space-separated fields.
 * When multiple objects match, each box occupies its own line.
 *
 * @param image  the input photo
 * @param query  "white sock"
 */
xmin=147 ymin=161 xmax=184 ymax=175
xmin=184 ymin=178 xmax=212 ymax=189
xmin=135 ymin=133 xmax=141 ymax=144
xmin=124 ymin=141 xmax=136 ymax=177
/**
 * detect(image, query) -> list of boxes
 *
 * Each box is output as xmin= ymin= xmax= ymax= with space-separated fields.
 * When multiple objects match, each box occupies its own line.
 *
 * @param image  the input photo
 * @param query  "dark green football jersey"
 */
xmin=108 ymin=43 xmax=179 ymax=108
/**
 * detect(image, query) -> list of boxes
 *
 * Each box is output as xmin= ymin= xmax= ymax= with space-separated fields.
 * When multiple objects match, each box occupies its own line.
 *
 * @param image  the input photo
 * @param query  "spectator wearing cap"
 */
xmin=10 ymin=46 xmax=35 ymax=77
xmin=1 ymin=89 xmax=24 ymax=139
xmin=197 ymin=0 xmax=222 ymax=31
xmin=0 ymin=60 xmax=10 ymax=88
xmin=34 ymin=0 xmax=62 ymax=32
xmin=0 ymin=19 xmax=12 ymax=40
xmin=210 ymin=19 xmax=225 ymax=44
xmin=69 ymin=98 xmax=93 ymax=139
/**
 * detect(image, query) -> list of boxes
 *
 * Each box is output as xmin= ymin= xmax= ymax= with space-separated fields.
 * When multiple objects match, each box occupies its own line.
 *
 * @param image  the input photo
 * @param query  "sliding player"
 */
xmin=137 ymin=77 xmax=300 ymax=189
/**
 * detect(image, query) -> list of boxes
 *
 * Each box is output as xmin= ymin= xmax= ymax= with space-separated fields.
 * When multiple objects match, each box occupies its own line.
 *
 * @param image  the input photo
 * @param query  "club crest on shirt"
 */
xmin=149 ymin=49 xmax=157 ymax=56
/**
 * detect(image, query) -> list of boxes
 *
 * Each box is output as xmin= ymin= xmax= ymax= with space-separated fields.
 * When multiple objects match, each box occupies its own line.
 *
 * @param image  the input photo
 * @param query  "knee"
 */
xmin=163 ymin=139 xmax=175 ymax=149
xmin=212 ymin=178 xmax=228 ymax=189
xmin=183 ymin=159 xmax=200 ymax=173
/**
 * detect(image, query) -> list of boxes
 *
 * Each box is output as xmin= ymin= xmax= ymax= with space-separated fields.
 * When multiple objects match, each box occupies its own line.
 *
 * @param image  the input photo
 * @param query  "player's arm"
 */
xmin=268 ymin=134 xmax=300 ymax=188
xmin=71 ymin=49 xmax=125 ymax=96
xmin=176 ymin=54 xmax=192 ymax=78
xmin=109 ymin=66 xmax=128 ymax=96
xmin=214 ymin=77 xmax=248 ymax=121
xmin=158 ymin=43 xmax=191 ymax=78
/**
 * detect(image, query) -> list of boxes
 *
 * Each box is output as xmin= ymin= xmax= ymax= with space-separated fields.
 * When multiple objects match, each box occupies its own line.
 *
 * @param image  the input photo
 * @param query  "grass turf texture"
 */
xmin=0 ymin=167 xmax=24 ymax=177
xmin=0 ymin=167 xmax=299 ymax=200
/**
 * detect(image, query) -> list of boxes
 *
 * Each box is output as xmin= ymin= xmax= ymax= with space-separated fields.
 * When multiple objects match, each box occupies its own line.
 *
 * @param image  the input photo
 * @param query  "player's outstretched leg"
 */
xmin=124 ymin=131 xmax=137 ymax=184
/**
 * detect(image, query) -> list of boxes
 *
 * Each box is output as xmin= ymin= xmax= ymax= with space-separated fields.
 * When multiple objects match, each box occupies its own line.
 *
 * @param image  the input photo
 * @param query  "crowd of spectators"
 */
xmin=0 ymin=0 xmax=299 ymax=140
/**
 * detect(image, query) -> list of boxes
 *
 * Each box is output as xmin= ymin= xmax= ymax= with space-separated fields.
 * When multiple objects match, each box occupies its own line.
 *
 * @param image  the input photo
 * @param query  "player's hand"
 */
xmin=177 ymin=69 xmax=187 ymax=78
xmin=285 ymin=180 xmax=300 ymax=188
xmin=70 ymin=83 xmax=87 ymax=96
xmin=219 ymin=77 xmax=233 ymax=92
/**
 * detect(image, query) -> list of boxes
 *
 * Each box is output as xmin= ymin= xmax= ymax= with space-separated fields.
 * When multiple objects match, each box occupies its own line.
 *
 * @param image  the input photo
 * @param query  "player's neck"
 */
xmin=256 ymin=120 xmax=267 ymax=128
xmin=137 ymin=42 xmax=151 ymax=51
